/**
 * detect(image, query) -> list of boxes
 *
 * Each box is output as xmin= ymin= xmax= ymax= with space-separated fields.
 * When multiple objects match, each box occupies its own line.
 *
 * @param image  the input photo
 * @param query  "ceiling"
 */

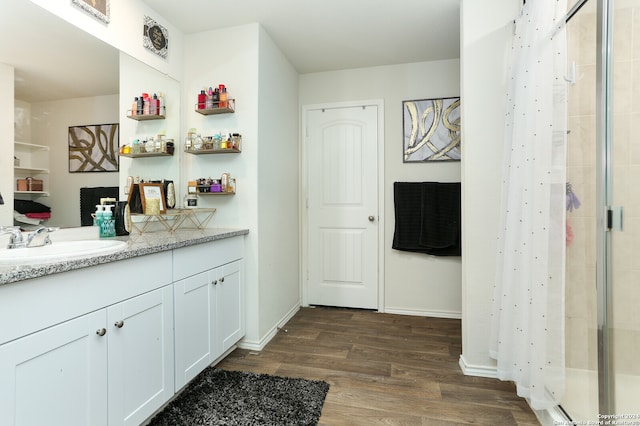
xmin=0 ymin=1 xmax=119 ymax=103
xmin=142 ymin=0 xmax=461 ymax=74
xmin=0 ymin=1 xmax=460 ymax=103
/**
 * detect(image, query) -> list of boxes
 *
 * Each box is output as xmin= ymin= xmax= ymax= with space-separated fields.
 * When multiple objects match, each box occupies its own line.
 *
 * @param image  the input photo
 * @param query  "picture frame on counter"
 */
xmin=139 ymin=183 xmax=166 ymax=215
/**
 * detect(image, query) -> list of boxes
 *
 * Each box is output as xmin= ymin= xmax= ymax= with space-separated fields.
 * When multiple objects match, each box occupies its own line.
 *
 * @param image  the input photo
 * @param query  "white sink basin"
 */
xmin=0 ymin=240 xmax=127 ymax=266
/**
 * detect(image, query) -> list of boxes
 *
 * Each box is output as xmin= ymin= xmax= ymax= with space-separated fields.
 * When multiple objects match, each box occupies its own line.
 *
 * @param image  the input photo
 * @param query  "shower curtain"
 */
xmin=490 ymin=0 xmax=568 ymax=410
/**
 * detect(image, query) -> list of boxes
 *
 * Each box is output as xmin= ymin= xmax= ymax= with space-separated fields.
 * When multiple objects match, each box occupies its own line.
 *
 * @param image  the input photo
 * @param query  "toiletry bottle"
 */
xmin=206 ymin=87 xmax=213 ymax=109
xmin=221 ymin=173 xmax=230 ymax=192
xmin=150 ymin=93 xmax=158 ymax=115
xmin=94 ymin=205 xmax=104 ymax=227
xmin=198 ymin=89 xmax=206 ymax=109
xmin=142 ymin=93 xmax=150 ymax=115
xmin=219 ymin=86 xmax=228 ymax=108
xmin=213 ymin=87 xmax=220 ymax=105
xmin=137 ymin=96 xmax=144 ymax=115
xmin=101 ymin=205 xmax=115 ymax=238
xmin=131 ymin=97 xmax=138 ymax=116
xmin=157 ymin=92 xmax=164 ymax=115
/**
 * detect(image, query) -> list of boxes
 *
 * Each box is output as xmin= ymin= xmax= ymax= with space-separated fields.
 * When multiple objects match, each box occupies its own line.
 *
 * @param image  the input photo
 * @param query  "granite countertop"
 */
xmin=0 ymin=228 xmax=249 ymax=286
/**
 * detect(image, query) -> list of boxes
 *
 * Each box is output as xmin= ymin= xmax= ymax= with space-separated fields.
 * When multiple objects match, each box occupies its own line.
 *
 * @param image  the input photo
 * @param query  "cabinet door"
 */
xmin=173 ymin=271 xmax=213 ymax=390
xmin=107 ymin=286 xmax=174 ymax=426
xmin=0 ymin=310 xmax=108 ymax=426
xmin=215 ymin=260 xmax=245 ymax=355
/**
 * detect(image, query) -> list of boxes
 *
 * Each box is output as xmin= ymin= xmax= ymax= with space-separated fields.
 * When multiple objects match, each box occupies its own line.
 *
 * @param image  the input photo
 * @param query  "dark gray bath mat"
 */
xmin=147 ymin=368 xmax=330 ymax=425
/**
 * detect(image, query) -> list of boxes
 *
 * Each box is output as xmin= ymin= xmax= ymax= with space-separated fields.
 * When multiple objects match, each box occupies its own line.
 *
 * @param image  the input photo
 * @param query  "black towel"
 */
xmin=14 ymin=199 xmax=51 ymax=214
xmin=80 ymin=186 xmax=119 ymax=226
xmin=392 ymin=182 xmax=461 ymax=256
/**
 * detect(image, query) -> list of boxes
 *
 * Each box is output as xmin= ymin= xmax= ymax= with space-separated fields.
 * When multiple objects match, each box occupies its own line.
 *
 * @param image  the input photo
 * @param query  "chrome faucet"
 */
xmin=23 ymin=226 xmax=59 ymax=248
xmin=0 ymin=226 xmax=24 ymax=249
xmin=0 ymin=226 xmax=59 ymax=249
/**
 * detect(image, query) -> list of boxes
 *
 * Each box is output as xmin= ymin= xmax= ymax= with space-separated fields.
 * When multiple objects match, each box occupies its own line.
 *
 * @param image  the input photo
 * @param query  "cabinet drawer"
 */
xmin=172 ymin=236 xmax=243 ymax=281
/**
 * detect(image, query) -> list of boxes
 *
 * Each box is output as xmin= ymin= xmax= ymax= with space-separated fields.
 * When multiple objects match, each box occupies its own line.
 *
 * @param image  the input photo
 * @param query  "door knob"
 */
xmin=96 ymin=328 xmax=107 ymax=336
xmin=368 ymin=215 xmax=375 ymax=222
xmin=114 ymin=320 xmax=124 ymax=328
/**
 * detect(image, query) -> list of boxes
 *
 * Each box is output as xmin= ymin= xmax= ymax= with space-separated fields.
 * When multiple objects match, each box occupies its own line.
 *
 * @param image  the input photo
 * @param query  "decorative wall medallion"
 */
xmin=143 ymin=16 xmax=169 ymax=58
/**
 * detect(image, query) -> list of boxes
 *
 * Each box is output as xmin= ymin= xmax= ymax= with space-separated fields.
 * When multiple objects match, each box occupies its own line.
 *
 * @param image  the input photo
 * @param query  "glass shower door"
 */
xmin=562 ymin=0 xmax=600 ymax=421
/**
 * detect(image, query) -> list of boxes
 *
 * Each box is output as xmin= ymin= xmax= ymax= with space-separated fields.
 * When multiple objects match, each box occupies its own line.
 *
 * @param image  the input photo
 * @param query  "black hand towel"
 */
xmin=392 ymin=182 xmax=461 ymax=256
xmin=419 ymin=182 xmax=460 ymax=253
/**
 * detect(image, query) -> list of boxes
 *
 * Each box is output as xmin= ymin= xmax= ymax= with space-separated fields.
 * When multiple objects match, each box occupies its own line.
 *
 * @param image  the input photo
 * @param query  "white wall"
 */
xmin=459 ymin=0 xmax=518 ymax=373
xmin=183 ymin=24 xmax=260 ymax=345
xmin=30 ymin=95 xmax=120 ymax=227
xmin=182 ymin=24 xmax=299 ymax=348
xmin=299 ymin=59 xmax=462 ymax=317
xmin=29 ymin=0 xmax=183 ymax=81
xmin=0 ymin=64 xmax=14 ymax=226
xmin=256 ymin=26 xmax=301 ymax=339
xmin=183 ymin=23 xmax=302 ymax=348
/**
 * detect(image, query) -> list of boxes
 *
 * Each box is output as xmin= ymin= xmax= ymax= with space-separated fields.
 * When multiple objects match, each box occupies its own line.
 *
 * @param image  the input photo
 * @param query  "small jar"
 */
xmin=193 ymin=134 xmax=203 ymax=150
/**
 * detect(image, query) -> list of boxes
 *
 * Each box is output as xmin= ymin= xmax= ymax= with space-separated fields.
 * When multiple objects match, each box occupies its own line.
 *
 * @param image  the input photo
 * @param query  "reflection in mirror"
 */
xmin=0 ymin=1 xmax=119 ymax=228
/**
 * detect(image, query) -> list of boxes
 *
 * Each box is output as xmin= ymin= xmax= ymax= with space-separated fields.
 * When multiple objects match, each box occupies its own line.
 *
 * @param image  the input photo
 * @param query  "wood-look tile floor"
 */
xmin=215 ymin=306 xmax=540 ymax=425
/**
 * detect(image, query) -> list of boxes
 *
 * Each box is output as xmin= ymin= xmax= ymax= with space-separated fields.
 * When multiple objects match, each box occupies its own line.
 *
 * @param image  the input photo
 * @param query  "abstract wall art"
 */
xmin=68 ymin=123 xmax=119 ymax=172
xmin=402 ymin=97 xmax=461 ymax=162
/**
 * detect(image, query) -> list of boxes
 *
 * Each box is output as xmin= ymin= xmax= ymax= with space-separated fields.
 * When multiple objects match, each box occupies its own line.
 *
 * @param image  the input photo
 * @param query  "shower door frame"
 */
xmin=594 ymin=0 xmax=612 ymax=416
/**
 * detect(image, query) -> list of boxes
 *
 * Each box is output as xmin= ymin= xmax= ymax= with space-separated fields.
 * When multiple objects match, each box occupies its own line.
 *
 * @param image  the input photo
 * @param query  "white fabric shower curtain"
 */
xmin=490 ymin=0 xmax=568 ymax=410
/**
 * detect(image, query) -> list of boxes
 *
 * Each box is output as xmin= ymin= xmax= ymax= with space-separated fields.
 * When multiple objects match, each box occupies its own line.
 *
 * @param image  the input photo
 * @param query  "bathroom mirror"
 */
xmin=0 ymin=1 xmax=181 ymax=229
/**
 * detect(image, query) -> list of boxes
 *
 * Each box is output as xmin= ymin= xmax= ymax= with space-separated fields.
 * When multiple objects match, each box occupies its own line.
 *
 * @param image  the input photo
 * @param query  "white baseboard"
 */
xmin=237 ymin=303 xmax=301 ymax=351
xmin=533 ymin=404 xmax=570 ymax=426
xmin=458 ymin=354 xmax=498 ymax=378
xmin=383 ymin=307 xmax=462 ymax=319
xmin=458 ymin=355 xmax=570 ymax=426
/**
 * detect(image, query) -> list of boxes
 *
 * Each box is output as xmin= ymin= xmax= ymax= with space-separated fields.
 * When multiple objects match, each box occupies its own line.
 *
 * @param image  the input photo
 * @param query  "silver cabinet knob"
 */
xmin=212 ymin=280 xmax=218 ymax=286
xmin=220 ymin=277 xmax=225 ymax=283
xmin=96 ymin=328 xmax=106 ymax=336
xmin=368 ymin=215 xmax=375 ymax=222
xmin=114 ymin=320 xmax=124 ymax=328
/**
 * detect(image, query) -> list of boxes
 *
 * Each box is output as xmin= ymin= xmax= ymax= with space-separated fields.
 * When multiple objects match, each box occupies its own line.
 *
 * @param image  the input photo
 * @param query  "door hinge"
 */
xmin=606 ymin=206 xmax=623 ymax=231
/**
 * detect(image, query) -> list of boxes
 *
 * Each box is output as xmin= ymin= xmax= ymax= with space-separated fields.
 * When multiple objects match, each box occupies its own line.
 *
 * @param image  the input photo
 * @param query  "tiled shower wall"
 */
xmin=609 ymin=1 xmax=640 ymax=377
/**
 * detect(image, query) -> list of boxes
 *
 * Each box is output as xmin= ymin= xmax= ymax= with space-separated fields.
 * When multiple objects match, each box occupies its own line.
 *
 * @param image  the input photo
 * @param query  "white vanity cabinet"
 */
xmin=0 ymin=251 xmax=175 ymax=426
xmin=0 ymin=233 xmax=246 ymax=426
xmin=173 ymin=236 xmax=245 ymax=390
xmin=0 ymin=310 xmax=109 ymax=426
xmin=106 ymin=285 xmax=174 ymax=426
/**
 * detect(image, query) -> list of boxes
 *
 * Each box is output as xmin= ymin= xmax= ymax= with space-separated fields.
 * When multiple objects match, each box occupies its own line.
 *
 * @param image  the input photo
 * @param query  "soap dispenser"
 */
xmin=100 ymin=205 xmax=116 ymax=238
xmin=94 ymin=205 xmax=104 ymax=227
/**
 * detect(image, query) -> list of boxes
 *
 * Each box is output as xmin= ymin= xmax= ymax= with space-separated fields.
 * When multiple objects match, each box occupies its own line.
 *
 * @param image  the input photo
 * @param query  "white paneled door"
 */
xmin=306 ymin=104 xmax=379 ymax=309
